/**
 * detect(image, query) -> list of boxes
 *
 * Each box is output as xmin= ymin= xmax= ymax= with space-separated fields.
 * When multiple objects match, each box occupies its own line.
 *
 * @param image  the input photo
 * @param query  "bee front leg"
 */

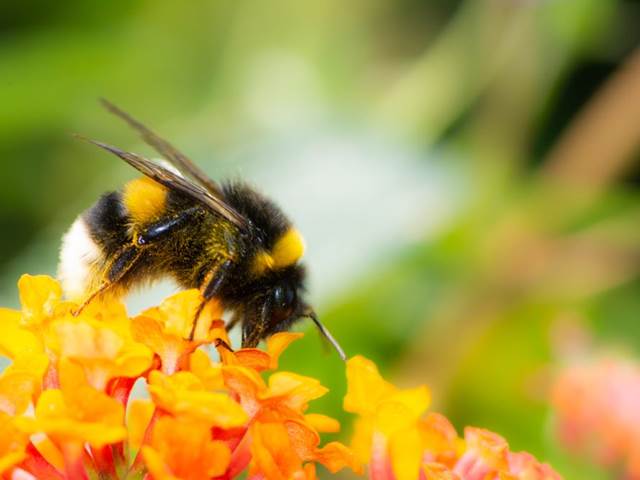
xmin=74 ymin=210 xmax=199 ymax=315
xmin=73 ymin=245 xmax=143 ymax=315
xmin=188 ymin=259 xmax=234 ymax=341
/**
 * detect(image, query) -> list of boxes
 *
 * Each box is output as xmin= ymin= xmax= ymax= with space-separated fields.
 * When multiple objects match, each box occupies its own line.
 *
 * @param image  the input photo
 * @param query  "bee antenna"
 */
xmin=305 ymin=310 xmax=347 ymax=362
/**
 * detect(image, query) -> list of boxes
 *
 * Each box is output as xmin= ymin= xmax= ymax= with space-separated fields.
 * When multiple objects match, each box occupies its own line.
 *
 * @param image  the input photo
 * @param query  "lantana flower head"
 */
xmin=0 ymin=275 xmax=358 ymax=480
xmin=0 ymin=274 xmax=561 ymax=480
xmin=344 ymin=356 xmax=560 ymax=480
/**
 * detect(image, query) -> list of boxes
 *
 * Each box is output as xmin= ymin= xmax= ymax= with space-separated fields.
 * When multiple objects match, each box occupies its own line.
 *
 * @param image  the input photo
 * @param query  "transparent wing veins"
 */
xmin=76 ymin=136 xmax=247 ymax=229
xmin=100 ymin=99 xmax=224 ymax=196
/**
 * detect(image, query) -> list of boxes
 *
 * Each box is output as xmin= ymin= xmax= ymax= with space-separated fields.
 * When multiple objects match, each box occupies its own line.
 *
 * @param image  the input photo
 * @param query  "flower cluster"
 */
xmin=0 ymin=274 xmax=560 ymax=480
xmin=552 ymin=355 xmax=640 ymax=478
xmin=345 ymin=356 xmax=561 ymax=480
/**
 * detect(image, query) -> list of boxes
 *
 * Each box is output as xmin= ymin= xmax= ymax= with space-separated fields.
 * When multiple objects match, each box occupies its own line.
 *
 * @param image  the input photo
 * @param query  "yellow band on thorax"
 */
xmin=123 ymin=177 xmax=167 ymax=224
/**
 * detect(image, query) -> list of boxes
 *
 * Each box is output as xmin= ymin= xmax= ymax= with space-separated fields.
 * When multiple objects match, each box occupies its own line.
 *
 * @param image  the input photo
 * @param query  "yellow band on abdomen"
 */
xmin=251 ymin=227 xmax=305 ymax=275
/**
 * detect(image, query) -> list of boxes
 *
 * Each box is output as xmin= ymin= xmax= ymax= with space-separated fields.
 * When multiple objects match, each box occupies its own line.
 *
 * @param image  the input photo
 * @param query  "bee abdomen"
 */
xmin=84 ymin=191 xmax=130 ymax=255
xmin=58 ymin=216 xmax=102 ymax=300
xmin=58 ymin=191 xmax=129 ymax=299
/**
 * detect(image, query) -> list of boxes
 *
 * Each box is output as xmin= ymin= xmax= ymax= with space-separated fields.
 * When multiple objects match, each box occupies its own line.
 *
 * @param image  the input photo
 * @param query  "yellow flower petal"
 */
xmin=304 ymin=413 xmax=340 ymax=433
xmin=217 ymin=332 xmax=302 ymax=372
xmin=0 ymin=451 xmax=27 ymax=475
xmin=376 ymin=386 xmax=431 ymax=435
xmin=266 ymin=332 xmax=304 ymax=369
xmin=31 ymin=434 xmax=65 ymax=472
xmin=261 ymin=372 xmax=328 ymax=411
xmin=188 ymin=349 xmax=224 ymax=390
xmin=315 ymin=441 xmax=363 ymax=475
xmin=389 ymin=427 xmax=424 ymax=480
xmin=142 ymin=416 xmax=231 ymax=480
xmin=18 ymin=274 xmax=62 ymax=326
xmin=0 ymin=412 xmax=29 ymax=474
xmin=344 ymin=355 xmax=396 ymax=416
xmin=143 ymin=290 xmax=222 ymax=341
xmin=52 ymin=318 xmax=153 ymax=390
xmin=0 ymin=307 xmax=48 ymax=382
xmin=350 ymin=417 xmax=374 ymax=465
xmin=226 ymin=348 xmax=272 ymax=370
xmin=16 ymin=360 xmax=127 ymax=447
xmin=131 ymin=314 xmax=185 ymax=373
xmin=0 ymin=371 xmax=37 ymax=415
xmin=141 ymin=446 xmax=180 ymax=480
xmin=133 ymin=291 xmax=222 ymax=373
xmin=17 ymin=390 xmax=127 ymax=447
xmin=127 ymin=399 xmax=155 ymax=452
xmin=148 ymin=370 xmax=247 ymax=428
xmin=221 ymin=365 xmax=266 ymax=415
xmin=250 ymin=421 xmax=297 ymax=480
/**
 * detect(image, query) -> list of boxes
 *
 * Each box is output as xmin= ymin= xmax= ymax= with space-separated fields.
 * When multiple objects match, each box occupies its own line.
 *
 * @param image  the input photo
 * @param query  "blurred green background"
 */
xmin=2 ymin=1 xmax=640 ymax=478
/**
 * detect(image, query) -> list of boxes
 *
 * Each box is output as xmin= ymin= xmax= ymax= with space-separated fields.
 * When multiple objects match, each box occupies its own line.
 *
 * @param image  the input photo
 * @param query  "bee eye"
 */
xmin=272 ymin=285 xmax=295 ymax=308
xmin=271 ymin=285 xmax=296 ymax=323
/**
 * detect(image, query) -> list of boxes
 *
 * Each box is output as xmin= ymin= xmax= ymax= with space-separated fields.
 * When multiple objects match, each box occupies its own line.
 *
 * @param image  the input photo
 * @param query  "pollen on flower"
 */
xmin=0 ymin=274 xmax=561 ymax=480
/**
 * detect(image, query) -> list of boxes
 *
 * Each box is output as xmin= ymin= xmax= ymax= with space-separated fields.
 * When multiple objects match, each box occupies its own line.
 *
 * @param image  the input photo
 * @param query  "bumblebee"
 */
xmin=58 ymin=100 xmax=345 ymax=359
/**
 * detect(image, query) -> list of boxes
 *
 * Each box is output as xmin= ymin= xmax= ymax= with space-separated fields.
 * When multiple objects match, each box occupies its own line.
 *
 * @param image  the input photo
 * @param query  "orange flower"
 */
xmin=142 ymin=416 xmax=231 ymax=480
xmin=147 ymin=369 xmax=248 ymax=428
xmin=188 ymin=348 xmax=225 ymax=390
xmin=15 ymin=359 xmax=127 ymax=448
xmin=12 ymin=358 xmax=127 ymax=479
xmin=220 ymin=341 xmax=360 ymax=478
xmin=217 ymin=330 xmax=304 ymax=372
xmin=0 ymin=274 xmax=562 ymax=480
xmin=248 ymin=420 xmax=358 ymax=480
xmin=131 ymin=290 xmax=222 ymax=374
xmin=50 ymin=316 xmax=153 ymax=390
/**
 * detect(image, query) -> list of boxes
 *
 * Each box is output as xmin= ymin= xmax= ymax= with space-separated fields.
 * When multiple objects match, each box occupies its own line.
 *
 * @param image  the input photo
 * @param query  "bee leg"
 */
xmin=73 ymin=246 xmax=143 ymax=316
xmin=188 ymin=259 xmax=234 ymax=341
xmin=214 ymin=338 xmax=234 ymax=353
xmin=72 ymin=282 xmax=112 ymax=316
xmin=241 ymin=300 xmax=270 ymax=348
xmin=74 ymin=211 xmax=199 ymax=316
xmin=134 ymin=207 xmax=200 ymax=246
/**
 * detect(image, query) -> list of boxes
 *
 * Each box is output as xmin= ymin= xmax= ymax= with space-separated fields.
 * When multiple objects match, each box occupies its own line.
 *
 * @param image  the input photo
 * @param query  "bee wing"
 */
xmin=80 ymin=137 xmax=247 ymax=229
xmin=100 ymin=99 xmax=225 ymax=197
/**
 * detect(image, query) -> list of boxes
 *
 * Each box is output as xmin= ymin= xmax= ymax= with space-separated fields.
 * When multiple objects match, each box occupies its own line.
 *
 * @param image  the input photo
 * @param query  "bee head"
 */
xmin=237 ymin=264 xmax=345 ymax=361
xmin=238 ymin=264 xmax=304 ymax=346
